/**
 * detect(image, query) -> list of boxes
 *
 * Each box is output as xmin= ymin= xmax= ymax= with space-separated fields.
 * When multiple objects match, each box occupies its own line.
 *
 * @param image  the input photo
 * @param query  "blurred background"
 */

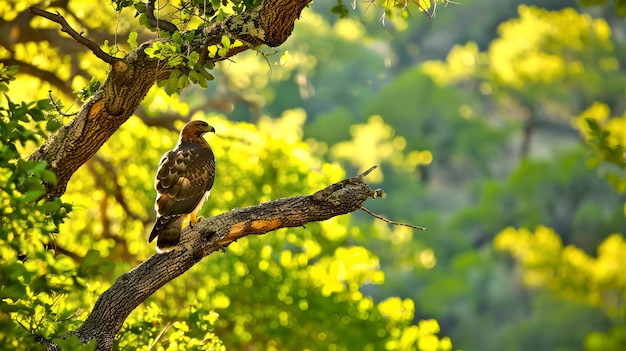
xmin=2 ymin=0 xmax=626 ymax=349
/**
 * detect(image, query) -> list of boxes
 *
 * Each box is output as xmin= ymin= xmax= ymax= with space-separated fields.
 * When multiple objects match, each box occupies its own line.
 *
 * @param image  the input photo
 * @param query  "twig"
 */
xmin=148 ymin=322 xmax=172 ymax=350
xmin=358 ymin=165 xmax=378 ymax=179
xmin=360 ymin=206 xmax=427 ymax=230
xmin=48 ymin=90 xmax=77 ymax=117
xmin=146 ymin=0 xmax=179 ymax=34
xmin=28 ymin=7 xmax=118 ymax=65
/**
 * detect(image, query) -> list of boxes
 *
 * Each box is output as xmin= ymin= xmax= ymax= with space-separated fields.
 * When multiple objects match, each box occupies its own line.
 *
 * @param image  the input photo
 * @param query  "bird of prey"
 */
xmin=148 ymin=120 xmax=216 ymax=253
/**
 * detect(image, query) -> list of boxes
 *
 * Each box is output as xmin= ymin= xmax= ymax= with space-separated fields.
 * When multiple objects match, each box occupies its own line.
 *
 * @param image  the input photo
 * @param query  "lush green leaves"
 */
xmin=0 ymin=67 xmax=74 ymax=349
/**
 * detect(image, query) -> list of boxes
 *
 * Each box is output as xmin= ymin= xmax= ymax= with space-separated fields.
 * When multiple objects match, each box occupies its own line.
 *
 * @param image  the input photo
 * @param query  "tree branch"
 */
xmin=0 ymin=59 xmax=75 ymax=97
xmin=145 ymin=0 xmax=179 ymax=34
xmin=28 ymin=7 xmax=118 ymax=65
xmin=72 ymin=168 xmax=379 ymax=351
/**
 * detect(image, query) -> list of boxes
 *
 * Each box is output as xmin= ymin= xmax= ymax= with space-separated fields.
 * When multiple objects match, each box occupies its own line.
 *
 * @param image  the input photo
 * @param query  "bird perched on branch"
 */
xmin=149 ymin=120 xmax=216 ymax=253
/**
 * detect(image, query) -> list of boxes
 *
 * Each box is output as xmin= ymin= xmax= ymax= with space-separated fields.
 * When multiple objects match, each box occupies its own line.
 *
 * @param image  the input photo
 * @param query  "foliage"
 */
xmin=12 ymin=104 xmax=451 ymax=349
xmin=361 ymin=67 xmax=510 ymax=181
xmin=422 ymin=5 xmax=625 ymax=128
xmin=0 ymin=65 xmax=73 ymax=348
xmin=495 ymin=226 xmax=626 ymax=315
xmin=580 ymin=0 xmax=626 ymax=15
xmin=3 ymin=0 xmax=626 ymax=350
xmin=576 ymin=102 xmax=626 ymax=193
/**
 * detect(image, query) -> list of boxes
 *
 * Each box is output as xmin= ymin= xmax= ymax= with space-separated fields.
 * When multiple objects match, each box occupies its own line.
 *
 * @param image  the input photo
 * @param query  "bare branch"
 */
xmin=28 ymin=7 xmax=118 ymax=65
xmin=48 ymin=90 xmax=77 ymax=117
xmin=73 ymin=170 xmax=380 ymax=350
xmin=360 ymin=206 xmax=427 ymax=230
xmin=146 ymin=0 xmax=179 ymax=34
xmin=90 ymin=156 xmax=148 ymax=224
xmin=358 ymin=165 xmax=378 ymax=179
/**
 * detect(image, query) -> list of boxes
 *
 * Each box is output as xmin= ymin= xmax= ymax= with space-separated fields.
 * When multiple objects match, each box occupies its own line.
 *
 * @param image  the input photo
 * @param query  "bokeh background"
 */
xmin=1 ymin=0 xmax=625 ymax=349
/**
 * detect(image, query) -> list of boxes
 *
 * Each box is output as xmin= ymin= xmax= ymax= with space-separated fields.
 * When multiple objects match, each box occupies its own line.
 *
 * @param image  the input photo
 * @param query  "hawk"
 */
xmin=148 ymin=120 xmax=216 ymax=253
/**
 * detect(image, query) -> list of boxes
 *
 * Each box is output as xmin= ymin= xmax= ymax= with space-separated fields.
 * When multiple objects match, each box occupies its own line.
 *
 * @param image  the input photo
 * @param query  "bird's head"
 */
xmin=181 ymin=120 xmax=216 ymax=139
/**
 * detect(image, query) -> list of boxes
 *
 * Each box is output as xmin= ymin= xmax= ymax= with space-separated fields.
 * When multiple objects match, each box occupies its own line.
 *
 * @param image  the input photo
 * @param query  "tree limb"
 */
xmin=0 ymin=59 xmax=75 ymax=97
xmin=28 ymin=7 xmax=118 ymax=65
xmin=72 ymin=167 xmax=379 ymax=351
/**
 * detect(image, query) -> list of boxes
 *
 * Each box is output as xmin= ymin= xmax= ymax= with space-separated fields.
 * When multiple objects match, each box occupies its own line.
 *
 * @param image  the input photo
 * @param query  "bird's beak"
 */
xmin=201 ymin=125 xmax=215 ymax=134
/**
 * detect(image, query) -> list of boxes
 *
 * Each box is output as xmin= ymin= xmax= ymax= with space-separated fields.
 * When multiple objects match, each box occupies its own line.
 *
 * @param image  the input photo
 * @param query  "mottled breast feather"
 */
xmin=154 ymin=143 xmax=215 ymax=218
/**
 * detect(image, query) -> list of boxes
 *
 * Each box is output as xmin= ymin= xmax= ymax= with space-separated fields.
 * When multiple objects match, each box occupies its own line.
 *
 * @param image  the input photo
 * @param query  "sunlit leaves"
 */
xmin=308 ymin=246 xmax=385 ymax=297
xmin=127 ymin=31 xmax=139 ymax=49
xmin=489 ymin=6 xmax=613 ymax=88
xmin=146 ymin=34 xmax=218 ymax=95
xmin=378 ymin=296 xmax=414 ymax=322
xmin=0 ymin=68 xmax=74 ymax=348
xmin=0 ymin=64 xmax=18 ymax=91
xmin=331 ymin=115 xmax=432 ymax=182
xmin=423 ymin=5 xmax=620 ymax=104
xmin=117 ymin=302 xmax=225 ymax=350
xmin=575 ymin=103 xmax=626 ymax=193
xmin=495 ymin=226 xmax=626 ymax=316
xmin=422 ymin=42 xmax=482 ymax=85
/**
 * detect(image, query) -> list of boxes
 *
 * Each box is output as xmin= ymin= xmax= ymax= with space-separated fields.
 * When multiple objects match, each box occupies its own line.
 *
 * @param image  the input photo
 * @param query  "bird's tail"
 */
xmin=149 ymin=216 xmax=183 ymax=253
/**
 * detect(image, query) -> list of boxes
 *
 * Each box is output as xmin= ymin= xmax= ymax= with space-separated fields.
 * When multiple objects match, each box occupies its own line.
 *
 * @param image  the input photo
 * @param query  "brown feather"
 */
xmin=149 ymin=120 xmax=216 ymax=252
xmin=153 ymin=216 xmax=183 ymax=253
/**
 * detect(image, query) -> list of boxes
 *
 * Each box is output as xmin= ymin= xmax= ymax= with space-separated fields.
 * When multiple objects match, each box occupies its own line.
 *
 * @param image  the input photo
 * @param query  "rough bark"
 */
xmin=72 ymin=168 xmax=381 ymax=351
xmin=27 ymin=0 xmax=312 ymax=199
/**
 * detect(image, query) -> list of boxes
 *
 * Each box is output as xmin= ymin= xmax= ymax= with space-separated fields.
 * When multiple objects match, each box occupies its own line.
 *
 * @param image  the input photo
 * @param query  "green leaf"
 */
xmin=178 ymin=74 xmax=189 ymax=90
xmin=127 ymin=31 xmax=139 ymax=49
xmin=40 ymin=169 xmax=57 ymax=186
xmin=201 ymin=69 xmax=215 ymax=81
xmin=188 ymin=51 xmax=200 ymax=67
xmin=22 ymin=189 xmax=44 ymax=202
xmin=46 ymin=118 xmax=62 ymax=133
xmin=39 ymin=200 xmax=60 ymax=214
xmin=221 ymin=35 xmax=231 ymax=49
xmin=78 ymin=250 xmax=103 ymax=276
xmin=164 ymin=76 xmax=179 ymax=95
xmin=172 ymin=31 xmax=182 ymax=44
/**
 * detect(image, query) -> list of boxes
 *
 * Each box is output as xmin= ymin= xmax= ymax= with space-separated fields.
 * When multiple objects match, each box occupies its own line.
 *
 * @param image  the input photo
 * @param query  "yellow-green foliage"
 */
xmin=34 ymin=106 xmax=451 ymax=350
xmin=576 ymin=103 xmax=626 ymax=190
xmin=494 ymin=226 xmax=626 ymax=316
xmin=331 ymin=115 xmax=433 ymax=183
xmin=489 ymin=6 xmax=612 ymax=87
xmin=423 ymin=6 xmax=616 ymax=90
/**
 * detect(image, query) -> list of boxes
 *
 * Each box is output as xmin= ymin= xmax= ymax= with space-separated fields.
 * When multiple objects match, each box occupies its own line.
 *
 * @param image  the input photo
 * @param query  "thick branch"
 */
xmin=27 ymin=0 xmax=312 ymax=200
xmin=73 ymin=169 xmax=378 ymax=351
